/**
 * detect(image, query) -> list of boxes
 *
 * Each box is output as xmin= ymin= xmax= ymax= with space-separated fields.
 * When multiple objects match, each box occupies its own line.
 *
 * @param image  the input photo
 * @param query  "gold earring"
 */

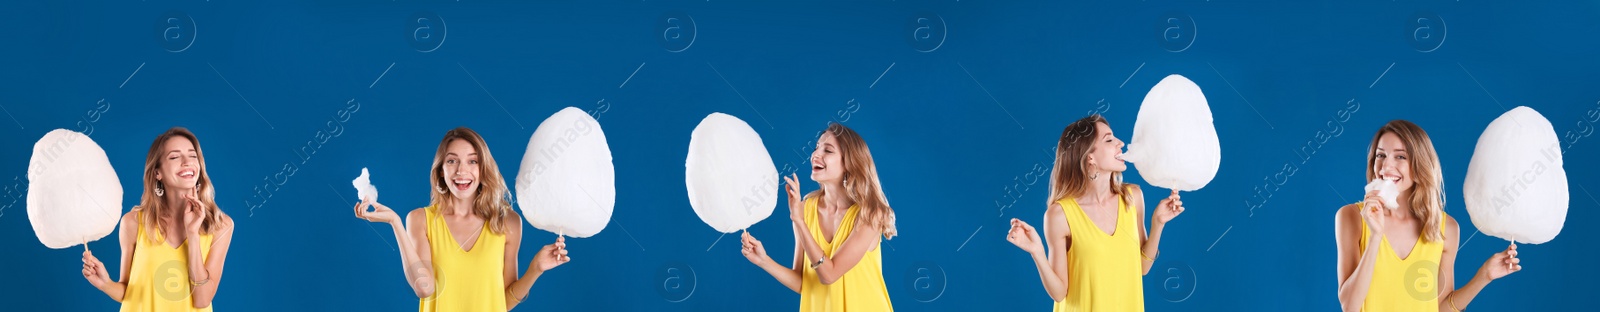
xmin=154 ymin=186 xmax=165 ymax=197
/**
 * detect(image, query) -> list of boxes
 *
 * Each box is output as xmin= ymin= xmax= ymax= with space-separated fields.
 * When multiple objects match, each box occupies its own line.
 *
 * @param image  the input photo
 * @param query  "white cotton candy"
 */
xmin=27 ymin=129 xmax=122 ymax=249
xmin=1464 ymin=106 xmax=1568 ymax=244
xmin=1121 ymin=74 xmax=1222 ymax=192
xmin=516 ymin=107 xmax=615 ymax=238
xmin=352 ymin=167 xmax=378 ymax=202
xmin=685 ymin=113 xmax=779 ymax=234
xmin=1364 ymin=179 xmax=1400 ymax=210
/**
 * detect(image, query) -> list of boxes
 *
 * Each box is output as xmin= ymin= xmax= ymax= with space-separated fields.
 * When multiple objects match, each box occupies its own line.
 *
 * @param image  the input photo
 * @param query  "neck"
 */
xmin=163 ymin=188 xmax=190 ymax=215
xmin=1083 ymin=171 xmax=1114 ymax=203
xmin=445 ymin=196 xmax=473 ymax=216
xmin=1396 ymin=190 xmax=1417 ymax=219
xmin=819 ymin=181 xmax=853 ymax=211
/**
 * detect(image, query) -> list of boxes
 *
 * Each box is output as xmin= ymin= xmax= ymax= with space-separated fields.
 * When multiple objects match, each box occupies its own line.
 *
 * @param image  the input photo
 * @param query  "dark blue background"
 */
xmin=2 ymin=0 xmax=1596 ymax=311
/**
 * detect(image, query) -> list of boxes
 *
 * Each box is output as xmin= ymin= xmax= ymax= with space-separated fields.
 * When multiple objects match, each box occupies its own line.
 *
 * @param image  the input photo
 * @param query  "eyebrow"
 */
xmin=445 ymin=152 xmax=479 ymax=157
xmin=166 ymin=149 xmax=196 ymax=154
xmin=1375 ymin=147 xmax=1406 ymax=152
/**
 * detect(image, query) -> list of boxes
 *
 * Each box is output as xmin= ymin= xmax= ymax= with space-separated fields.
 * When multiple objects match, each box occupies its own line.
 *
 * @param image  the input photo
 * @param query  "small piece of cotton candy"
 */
xmin=686 ymin=113 xmax=779 ymax=234
xmin=27 ymin=129 xmax=122 ymax=249
xmin=1464 ymin=106 xmax=1568 ymax=245
xmin=516 ymin=107 xmax=615 ymax=238
xmin=352 ymin=167 xmax=378 ymax=202
xmin=1364 ymin=179 xmax=1400 ymax=210
xmin=1121 ymin=74 xmax=1222 ymax=192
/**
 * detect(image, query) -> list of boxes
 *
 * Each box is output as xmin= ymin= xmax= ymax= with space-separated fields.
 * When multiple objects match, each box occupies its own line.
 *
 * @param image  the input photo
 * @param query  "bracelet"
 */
xmin=1140 ymin=250 xmax=1157 ymax=262
xmin=1447 ymin=296 xmax=1461 ymax=312
xmin=189 ymin=277 xmax=209 ymax=288
xmin=810 ymin=260 xmax=824 ymax=269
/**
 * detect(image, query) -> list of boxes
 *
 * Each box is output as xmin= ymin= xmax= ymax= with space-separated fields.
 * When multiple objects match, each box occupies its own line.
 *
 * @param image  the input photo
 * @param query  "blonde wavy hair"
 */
xmin=1366 ymin=120 xmax=1445 ymax=242
xmin=807 ymin=123 xmax=897 ymax=239
xmin=429 ymin=127 xmax=514 ymax=234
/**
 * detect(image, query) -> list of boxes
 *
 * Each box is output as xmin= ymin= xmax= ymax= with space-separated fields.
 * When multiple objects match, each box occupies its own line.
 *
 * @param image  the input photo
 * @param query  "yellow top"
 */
xmin=1055 ymin=195 xmax=1144 ymax=312
xmin=419 ymin=206 xmax=507 ymax=312
xmin=121 ymin=211 xmax=214 ymax=312
xmin=798 ymin=197 xmax=893 ymax=312
xmin=1358 ymin=205 xmax=1446 ymax=312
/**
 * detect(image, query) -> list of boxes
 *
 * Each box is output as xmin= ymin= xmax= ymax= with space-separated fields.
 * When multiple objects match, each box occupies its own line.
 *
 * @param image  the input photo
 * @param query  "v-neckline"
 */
xmin=1373 ymin=212 xmax=1424 ymax=261
xmin=440 ymin=215 xmax=485 ymax=253
xmin=156 ymin=229 xmax=185 ymax=249
xmin=1382 ymin=236 xmax=1420 ymax=261
xmin=146 ymin=213 xmax=185 ymax=249
xmin=816 ymin=203 xmax=853 ymax=245
xmin=1077 ymin=198 xmax=1120 ymax=237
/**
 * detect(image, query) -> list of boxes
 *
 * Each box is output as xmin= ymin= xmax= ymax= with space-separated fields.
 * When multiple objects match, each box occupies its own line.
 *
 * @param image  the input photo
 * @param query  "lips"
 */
xmin=811 ymin=163 xmax=824 ymax=172
xmin=1377 ymin=170 xmax=1401 ymax=182
xmin=176 ymin=169 xmax=196 ymax=179
xmin=452 ymin=178 xmax=474 ymax=191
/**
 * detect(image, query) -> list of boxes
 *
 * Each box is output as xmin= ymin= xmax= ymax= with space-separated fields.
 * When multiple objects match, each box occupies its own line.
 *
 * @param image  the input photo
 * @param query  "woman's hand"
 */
xmin=1479 ymin=242 xmax=1523 ymax=280
xmin=354 ymin=200 xmax=401 ymax=225
xmin=1152 ymin=190 xmax=1185 ymax=225
xmin=182 ymin=190 xmax=206 ymax=235
xmin=1359 ymin=190 xmax=1390 ymax=238
xmin=783 ymin=173 xmax=804 ymax=223
xmin=1006 ymin=218 xmax=1045 ymax=255
xmin=740 ymin=231 xmax=769 ymax=266
xmin=532 ymin=236 xmax=570 ymax=273
xmin=81 ymin=249 xmax=112 ymax=289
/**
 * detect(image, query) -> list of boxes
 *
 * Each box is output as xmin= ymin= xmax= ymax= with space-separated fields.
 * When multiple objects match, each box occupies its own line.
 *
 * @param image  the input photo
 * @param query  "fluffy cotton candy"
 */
xmin=1464 ymin=106 xmax=1568 ymax=244
xmin=352 ymin=167 xmax=378 ymax=202
xmin=516 ymin=107 xmax=615 ymax=238
xmin=1121 ymin=74 xmax=1222 ymax=192
xmin=1364 ymin=179 xmax=1400 ymax=210
xmin=27 ymin=129 xmax=122 ymax=249
xmin=686 ymin=113 xmax=779 ymax=234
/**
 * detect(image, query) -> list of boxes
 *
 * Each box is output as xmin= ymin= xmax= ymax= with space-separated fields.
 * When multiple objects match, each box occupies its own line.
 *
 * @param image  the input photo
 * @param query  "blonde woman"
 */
xmin=741 ymin=123 xmax=896 ymax=311
xmin=354 ymin=127 xmax=569 ymax=311
xmin=81 ymin=127 xmax=236 ymax=311
xmin=1005 ymin=115 xmax=1185 ymax=311
xmin=1335 ymin=120 xmax=1522 ymax=312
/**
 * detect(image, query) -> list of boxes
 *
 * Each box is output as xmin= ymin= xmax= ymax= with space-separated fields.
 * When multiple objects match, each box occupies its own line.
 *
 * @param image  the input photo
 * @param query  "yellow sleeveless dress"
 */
xmin=798 ymin=197 xmax=894 ymax=312
xmin=1055 ymin=195 xmax=1143 ymax=312
xmin=419 ymin=206 xmax=507 ymax=312
xmin=1357 ymin=204 xmax=1446 ymax=311
xmin=121 ymin=211 xmax=214 ymax=312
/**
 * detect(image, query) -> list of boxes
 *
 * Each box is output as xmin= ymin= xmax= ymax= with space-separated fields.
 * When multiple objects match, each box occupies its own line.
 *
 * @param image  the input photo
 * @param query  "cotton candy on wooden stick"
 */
xmin=516 ymin=107 xmax=615 ymax=238
xmin=685 ymin=113 xmax=779 ymax=234
xmin=27 ymin=129 xmax=123 ymax=249
xmin=1121 ymin=74 xmax=1222 ymax=192
xmin=1464 ymin=106 xmax=1569 ymax=245
xmin=351 ymin=167 xmax=378 ymax=202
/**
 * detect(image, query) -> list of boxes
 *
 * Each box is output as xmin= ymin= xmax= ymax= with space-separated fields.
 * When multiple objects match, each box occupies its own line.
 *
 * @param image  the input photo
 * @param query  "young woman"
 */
xmin=354 ymin=127 xmax=569 ymax=311
xmin=1005 ymin=115 xmax=1185 ymax=311
xmin=740 ymin=123 xmax=896 ymax=311
xmin=80 ymin=127 xmax=236 ymax=311
xmin=1335 ymin=120 xmax=1522 ymax=312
